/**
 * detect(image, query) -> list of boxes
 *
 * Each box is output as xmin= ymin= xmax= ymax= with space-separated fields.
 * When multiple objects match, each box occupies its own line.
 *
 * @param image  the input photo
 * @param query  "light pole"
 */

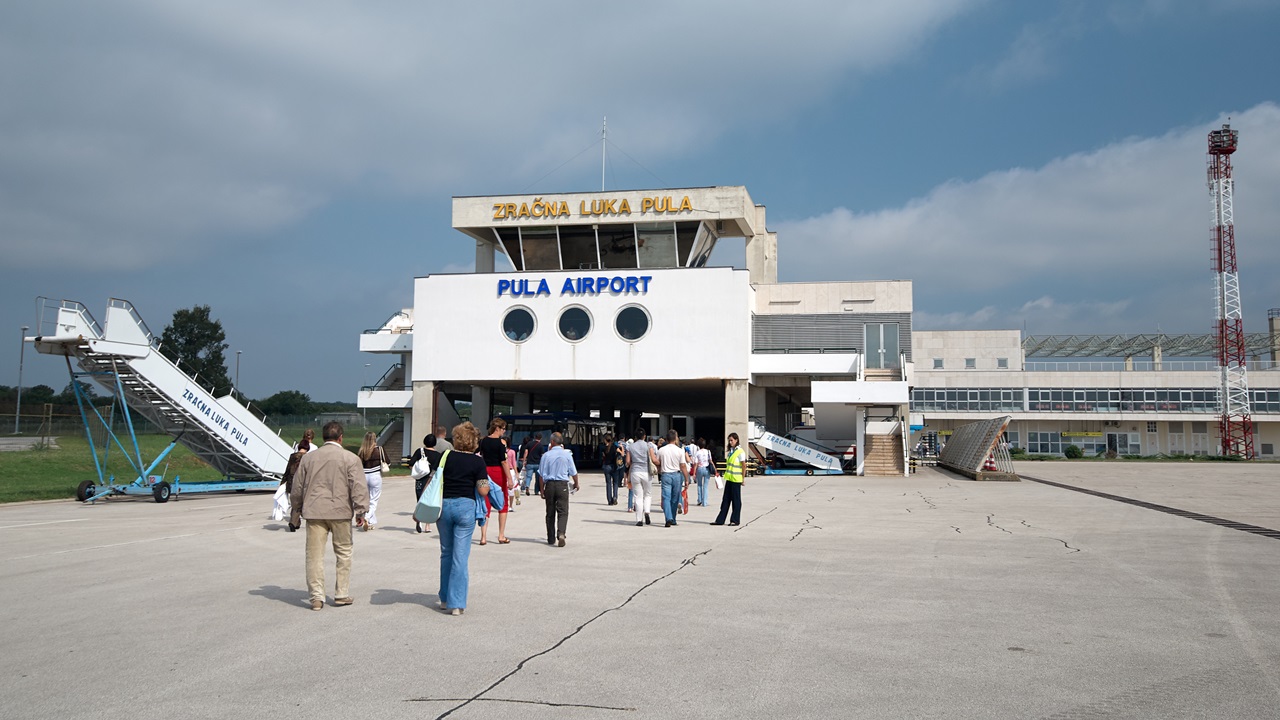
xmin=235 ymin=350 xmax=242 ymax=400
xmin=363 ymin=363 xmax=371 ymax=427
xmin=14 ymin=326 xmax=28 ymax=434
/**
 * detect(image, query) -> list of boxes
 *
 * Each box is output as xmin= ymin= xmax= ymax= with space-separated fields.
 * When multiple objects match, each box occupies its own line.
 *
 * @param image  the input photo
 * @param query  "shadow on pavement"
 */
xmin=249 ymin=585 xmax=310 ymax=607
xmin=370 ymin=588 xmax=437 ymax=608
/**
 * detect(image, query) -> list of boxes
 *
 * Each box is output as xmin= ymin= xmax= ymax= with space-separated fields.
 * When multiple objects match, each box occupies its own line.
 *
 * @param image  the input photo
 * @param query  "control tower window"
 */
xmin=520 ymin=227 xmax=561 ymax=270
xmin=615 ymin=305 xmax=651 ymax=342
xmin=502 ymin=307 xmax=536 ymax=343
xmin=637 ymin=222 xmax=677 ymax=268
xmin=559 ymin=225 xmax=600 ymax=270
xmin=598 ymin=226 xmax=638 ymax=269
xmin=558 ymin=306 xmax=592 ymax=343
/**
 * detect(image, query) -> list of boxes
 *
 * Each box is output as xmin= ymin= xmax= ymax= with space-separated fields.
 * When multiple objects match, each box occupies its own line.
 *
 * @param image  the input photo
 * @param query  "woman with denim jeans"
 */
xmin=436 ymin=422 xmax=488 ymax=616
xmin=694 ymin=438 xmax=713 ymax=506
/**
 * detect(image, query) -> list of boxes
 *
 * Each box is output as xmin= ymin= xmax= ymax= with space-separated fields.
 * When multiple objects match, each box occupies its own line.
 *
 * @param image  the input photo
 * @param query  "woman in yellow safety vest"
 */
xmin=712 ymin=432 xmax=745 ymax=526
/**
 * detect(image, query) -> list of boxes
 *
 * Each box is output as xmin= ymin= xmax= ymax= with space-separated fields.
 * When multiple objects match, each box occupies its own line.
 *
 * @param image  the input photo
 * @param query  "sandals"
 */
xmin=498 ymin=537 xmax=511 ymax=544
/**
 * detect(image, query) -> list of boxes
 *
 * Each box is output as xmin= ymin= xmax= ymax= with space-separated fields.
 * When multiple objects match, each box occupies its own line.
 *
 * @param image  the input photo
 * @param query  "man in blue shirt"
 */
xmin=538 ymin=432 xmax=579 ymax=547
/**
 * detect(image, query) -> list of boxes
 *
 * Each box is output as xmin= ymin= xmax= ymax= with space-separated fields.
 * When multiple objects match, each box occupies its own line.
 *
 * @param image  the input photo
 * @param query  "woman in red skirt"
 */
xmin=478 ymin=417 xmax=515 ymax=545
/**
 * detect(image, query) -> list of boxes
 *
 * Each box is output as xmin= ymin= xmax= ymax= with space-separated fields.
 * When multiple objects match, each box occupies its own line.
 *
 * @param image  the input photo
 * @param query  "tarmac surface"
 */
xmin=2 ymin=462 xmax=1279 ymax=719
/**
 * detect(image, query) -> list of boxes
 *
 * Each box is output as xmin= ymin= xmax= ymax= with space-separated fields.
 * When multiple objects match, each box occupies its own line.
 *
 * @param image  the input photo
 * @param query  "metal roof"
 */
xmin=1022 ymin=333 xmax=1276 ymax=358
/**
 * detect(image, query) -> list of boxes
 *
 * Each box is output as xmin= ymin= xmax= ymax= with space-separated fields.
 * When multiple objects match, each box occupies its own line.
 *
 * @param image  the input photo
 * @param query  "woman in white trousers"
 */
xmin=357 ymin=432 xmax=385 ymax=530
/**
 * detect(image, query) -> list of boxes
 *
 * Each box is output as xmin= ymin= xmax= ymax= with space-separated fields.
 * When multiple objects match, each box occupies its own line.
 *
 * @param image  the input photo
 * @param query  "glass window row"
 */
xmin=502 ymin=305 xmax=651 ymax=344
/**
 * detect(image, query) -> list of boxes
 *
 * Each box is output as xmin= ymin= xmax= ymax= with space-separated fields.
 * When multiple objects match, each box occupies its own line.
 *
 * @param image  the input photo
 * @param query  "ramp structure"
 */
xmin=938 ymin=416 xmax=1017 ymax=481
xmin=32 ymin=299 xmax=293 ymax=499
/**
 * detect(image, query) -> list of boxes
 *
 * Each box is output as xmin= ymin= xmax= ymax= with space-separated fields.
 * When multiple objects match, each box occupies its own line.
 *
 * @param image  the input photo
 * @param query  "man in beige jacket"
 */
xmin=290 ymin=421 xmax=369 ymax=611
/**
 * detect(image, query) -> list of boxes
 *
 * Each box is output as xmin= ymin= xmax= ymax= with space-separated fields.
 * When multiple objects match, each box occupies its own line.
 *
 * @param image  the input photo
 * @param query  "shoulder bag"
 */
xmin=379 ymin=446 xmax=391 ymax=474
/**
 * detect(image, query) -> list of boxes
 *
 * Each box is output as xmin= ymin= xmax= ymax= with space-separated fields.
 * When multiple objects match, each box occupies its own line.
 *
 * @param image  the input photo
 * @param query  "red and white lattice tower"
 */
xmin=1207 ymin=123 xmax=1254 ymax=458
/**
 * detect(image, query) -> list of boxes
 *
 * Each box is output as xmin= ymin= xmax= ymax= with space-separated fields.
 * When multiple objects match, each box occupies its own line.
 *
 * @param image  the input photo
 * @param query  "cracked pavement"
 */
xmin=2 ymin=463 xmax=1279 ymax=718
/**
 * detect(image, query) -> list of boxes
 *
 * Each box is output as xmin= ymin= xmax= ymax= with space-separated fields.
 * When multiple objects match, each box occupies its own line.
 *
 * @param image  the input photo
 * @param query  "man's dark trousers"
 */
xmin=544 ymin=480 xmax=570 ymax=541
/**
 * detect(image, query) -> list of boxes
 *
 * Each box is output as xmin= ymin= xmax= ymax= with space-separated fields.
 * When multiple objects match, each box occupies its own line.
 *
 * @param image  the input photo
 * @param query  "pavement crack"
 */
xmin=793 ymin=480 xmax=821 ymax=498
xmin=430 ymin=547 xmax=714 ymax=719
xmin=790 ymin=514 xmax=820 ymax=541
xmin=986 ymin=514 xmax=1013 ymax=534
xmin=950 ymin=526 xmax=961 ymax=534
xmin=917 ymin=492 xmax=937 ymax=510
xmin=409 ymin=697 xmax=633 ymax=712
xmin=734 ymin=506 xmax=777 ymax=531
xmin=1045 ymin=537 xmax=1081 ymax=553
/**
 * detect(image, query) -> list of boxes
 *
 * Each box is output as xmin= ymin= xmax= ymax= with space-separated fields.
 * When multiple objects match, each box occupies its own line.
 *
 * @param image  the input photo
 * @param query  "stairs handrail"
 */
xmin=362 ymin=362 xmax=406 ymax=391
xmin=107 ymin=298 xmax=157 ymax=346
xmin=362 ymin=310 xmax=411 ymax=335
xmin=38 ymin=296 xmax=103 ymax=339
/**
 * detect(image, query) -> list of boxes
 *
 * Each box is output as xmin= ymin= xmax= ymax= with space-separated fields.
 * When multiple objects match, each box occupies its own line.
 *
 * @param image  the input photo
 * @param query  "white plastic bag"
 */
xmin=271 ymin=484 xmax=290 ymax=520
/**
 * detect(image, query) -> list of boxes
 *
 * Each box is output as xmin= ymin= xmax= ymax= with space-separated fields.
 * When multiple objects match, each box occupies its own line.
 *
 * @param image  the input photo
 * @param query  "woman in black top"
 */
xmin=436 ymin=422 xmax=489 ymax=616
xmin=478 ymin=418 xmax=515 ymax=545
xmin=410 ymin=434 xmax=442 ymax=533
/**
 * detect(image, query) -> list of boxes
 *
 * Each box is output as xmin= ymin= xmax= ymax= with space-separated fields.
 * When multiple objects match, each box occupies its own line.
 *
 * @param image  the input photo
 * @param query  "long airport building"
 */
xmin=358 ymin=186 xmax=1280 ymax=471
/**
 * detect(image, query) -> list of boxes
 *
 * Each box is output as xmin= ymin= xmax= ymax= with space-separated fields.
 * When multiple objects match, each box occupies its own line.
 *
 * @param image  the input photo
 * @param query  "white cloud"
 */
xmin=776 ymin=102 xmax=1280 ymax=333
xmin=0 ymin=1 xmax=982 ymax=270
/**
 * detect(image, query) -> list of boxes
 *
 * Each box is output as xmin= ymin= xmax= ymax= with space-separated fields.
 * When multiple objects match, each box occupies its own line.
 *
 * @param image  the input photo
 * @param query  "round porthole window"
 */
xmin=502 ymin=306 xmax=535 ymax=343
xmin=615 ymin=305 xmax=651 ymax=342
xmin=558 ymin=306 xmax=591 ymax=342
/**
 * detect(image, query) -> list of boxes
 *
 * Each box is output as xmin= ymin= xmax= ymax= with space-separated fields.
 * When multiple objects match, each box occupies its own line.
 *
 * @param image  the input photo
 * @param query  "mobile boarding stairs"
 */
xmin=31 ymin=298 xmax=293 ymax=502
xmin=747 ymin=422 xmax=849 ymax=476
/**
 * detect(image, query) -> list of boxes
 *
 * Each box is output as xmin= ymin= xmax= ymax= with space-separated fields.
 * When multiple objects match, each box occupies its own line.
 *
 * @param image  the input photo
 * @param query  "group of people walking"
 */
xmin=283 ymin=419 xmax=744 ymax=616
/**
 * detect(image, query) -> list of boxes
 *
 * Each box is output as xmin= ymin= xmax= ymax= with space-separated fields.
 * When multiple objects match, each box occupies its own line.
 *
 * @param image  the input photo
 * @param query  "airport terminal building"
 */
xmin=359 ymin=185 xmax=1280 ymax=467
xmin=360 ymin=186 xmax=913 ymax=475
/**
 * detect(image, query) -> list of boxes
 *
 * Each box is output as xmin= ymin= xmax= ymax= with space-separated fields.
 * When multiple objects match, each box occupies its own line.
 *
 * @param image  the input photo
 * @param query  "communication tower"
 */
xmin=1207 ymin=123 xmax=1254 ymax=458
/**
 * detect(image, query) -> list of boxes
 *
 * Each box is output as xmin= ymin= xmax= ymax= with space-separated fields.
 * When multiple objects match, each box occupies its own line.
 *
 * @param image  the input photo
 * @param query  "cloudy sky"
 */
xmin=2 ymin=1 xmax=1278 ymax=401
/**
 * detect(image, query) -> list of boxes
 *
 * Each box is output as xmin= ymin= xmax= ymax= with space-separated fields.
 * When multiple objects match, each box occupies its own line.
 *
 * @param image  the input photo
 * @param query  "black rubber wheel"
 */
xmin=76 ymin=480 xmax=97 ymax=502
xmin=770 ymin=456 xmax=785 ymax=470
xmin=805 ymin=469 xmax=814 ymax=476
xmin=153 ymin=481 xmax=172 ymax=503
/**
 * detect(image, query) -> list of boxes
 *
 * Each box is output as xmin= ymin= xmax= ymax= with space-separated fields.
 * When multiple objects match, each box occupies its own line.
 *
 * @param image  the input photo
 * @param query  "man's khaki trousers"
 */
xmin=305 ymin=518 xmax=353 ymax=603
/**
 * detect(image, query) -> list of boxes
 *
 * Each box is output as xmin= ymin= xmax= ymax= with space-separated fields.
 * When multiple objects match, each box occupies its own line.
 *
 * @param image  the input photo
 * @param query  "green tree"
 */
xmin=159 ymin=305 xmax=231 ymax=394
xmin=257 ymin=390 xmax=314 ymax=417
xmin=57 ymin=381 xmax=97 ymax=404
xmin=25 ymin=384 xmax=56 ymax=404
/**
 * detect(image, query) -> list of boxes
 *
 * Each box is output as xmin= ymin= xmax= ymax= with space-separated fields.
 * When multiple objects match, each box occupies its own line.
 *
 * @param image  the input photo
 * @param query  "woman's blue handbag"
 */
xmin=414 ymin=450 xmax=448 ymax=524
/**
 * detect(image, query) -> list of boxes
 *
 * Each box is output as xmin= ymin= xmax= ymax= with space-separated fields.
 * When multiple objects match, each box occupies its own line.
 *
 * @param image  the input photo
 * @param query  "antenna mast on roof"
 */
xmin=601 ymin=116 xmax=607 ymax=191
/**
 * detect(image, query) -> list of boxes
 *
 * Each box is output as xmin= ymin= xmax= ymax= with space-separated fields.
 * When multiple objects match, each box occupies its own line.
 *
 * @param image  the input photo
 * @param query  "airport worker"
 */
xmin=625 ymin=428 xmax=658 ymax=526
xmin=712 ymin=432 xmax=746 ymax=526
xmin=538 ymin=432 xmax=579 ymax=546
xmin=289 ymin=421 xmax=369 ymax=611
xmin=656 ymin=430 xmax=690 ymax=527
xmin=435 ymin=422 xmax=490 ymax=616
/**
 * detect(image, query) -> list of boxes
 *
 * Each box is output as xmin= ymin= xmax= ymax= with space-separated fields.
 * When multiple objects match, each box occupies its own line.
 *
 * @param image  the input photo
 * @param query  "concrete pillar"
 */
xmin=657 ymin=414 xmax=671 ymax=439
xmin=749 ymin=386 xmax=767 ymax=431
xmin=1152 ymin=345 xmax=1162 ymax=372
xmin=410 ymin=381 xmax=437 ymax=453
xmin=746 ymin=231 xmax=778 ymax=286
xmin=685 ymin=417 xmax=695 ymax=444
xmin=513 ymin=392 xmax=532 ymax=415
xmin=471 ymin=386 xmax=492 ymax=427
xmin=1124 ymin=356 xmax=1134 ymax=371
xmin=475 ymin=240 xmax=495 ymax=273
xmin=725 ymin=380 xmax=750 ymax=448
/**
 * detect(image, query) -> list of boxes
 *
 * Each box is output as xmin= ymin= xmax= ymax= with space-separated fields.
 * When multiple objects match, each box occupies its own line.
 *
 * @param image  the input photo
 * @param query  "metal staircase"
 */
xmin=34 ymin=299 xmax=292 ymax=484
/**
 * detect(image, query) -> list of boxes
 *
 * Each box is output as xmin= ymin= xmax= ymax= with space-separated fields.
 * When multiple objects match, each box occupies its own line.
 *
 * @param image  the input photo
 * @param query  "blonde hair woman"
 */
xmin=357 ymin=432 xmax=386 ymax=531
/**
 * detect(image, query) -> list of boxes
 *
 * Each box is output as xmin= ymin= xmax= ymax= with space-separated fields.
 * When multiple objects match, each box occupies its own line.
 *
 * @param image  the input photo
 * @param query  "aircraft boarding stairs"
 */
xmin=33 ymin=299 xmax=293 ymax=485
xmin=747 ymin=423 xmax=849 ymax=475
